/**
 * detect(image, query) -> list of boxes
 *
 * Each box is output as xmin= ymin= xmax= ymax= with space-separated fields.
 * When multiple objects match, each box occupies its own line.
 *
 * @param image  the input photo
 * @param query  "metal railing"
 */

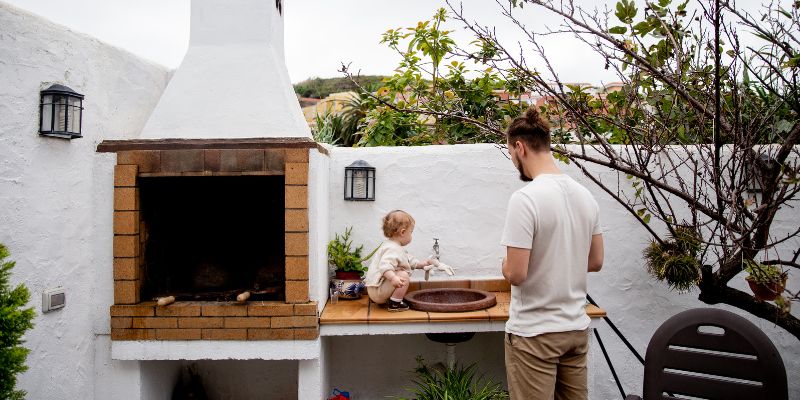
xmin=587 ymin=294 xmax=645 ymax=399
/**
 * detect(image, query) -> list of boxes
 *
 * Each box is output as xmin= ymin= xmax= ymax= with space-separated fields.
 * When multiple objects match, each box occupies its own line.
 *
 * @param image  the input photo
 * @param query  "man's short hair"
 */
xmin=506 ymin=107 xmax=551 ymax=152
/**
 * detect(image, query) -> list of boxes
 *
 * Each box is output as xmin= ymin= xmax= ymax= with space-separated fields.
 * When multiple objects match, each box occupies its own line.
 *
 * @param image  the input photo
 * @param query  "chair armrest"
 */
xmin=624 ymin=395 xmax=642 ymax=400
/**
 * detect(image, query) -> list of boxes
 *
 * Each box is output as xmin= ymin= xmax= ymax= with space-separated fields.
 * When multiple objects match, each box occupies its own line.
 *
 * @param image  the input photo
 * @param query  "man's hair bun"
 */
xmin=506 ymin=106 xmax=551 ymax=152
xmin=524 ymin=106 xmax=541 ymax=123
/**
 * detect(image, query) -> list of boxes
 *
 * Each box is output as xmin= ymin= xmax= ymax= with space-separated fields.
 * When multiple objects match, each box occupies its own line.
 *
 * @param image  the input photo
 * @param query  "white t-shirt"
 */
xmin=500 ymin=173 xmax=601 ymax=337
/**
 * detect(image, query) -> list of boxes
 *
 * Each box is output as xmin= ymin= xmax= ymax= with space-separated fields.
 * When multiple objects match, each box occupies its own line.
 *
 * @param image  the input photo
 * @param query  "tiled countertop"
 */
xmin=320 ymin=291 xmax=606 ymax=328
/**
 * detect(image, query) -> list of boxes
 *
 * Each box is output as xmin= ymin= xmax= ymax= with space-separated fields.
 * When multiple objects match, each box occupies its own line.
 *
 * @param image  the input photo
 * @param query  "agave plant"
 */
xmin=312 ymin=111 xmax=343 ymax=146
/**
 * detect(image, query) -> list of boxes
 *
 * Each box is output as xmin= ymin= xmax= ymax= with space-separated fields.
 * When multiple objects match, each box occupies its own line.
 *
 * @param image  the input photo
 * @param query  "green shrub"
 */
xmin=0 ymin=244 xmax=35 ymax=400
xmin=396 ymin=356 xmax=508 ymax=400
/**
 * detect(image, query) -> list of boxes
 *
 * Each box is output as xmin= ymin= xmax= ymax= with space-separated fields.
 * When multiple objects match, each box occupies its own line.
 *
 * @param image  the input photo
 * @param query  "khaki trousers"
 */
xmin=504 ymin=329 xmax=589 ymax=400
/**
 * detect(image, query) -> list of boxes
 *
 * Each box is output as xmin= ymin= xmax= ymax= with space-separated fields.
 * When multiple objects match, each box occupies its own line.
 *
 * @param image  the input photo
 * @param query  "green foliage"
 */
xmin=327 ymin=227 xmax=367 ymax=275
xmin=312 ymin=112 xmax=344 ymax=146
xmin=0 ymin=244 xmax=35 ymax=400
xmin=352 ymin=8 xmax=523 ymax=146
xmin=614 ymin=0 xmax=638 ymax=24
xmin=396 ymin=356 xmax=508 ymax=400
xmin=743 ymin=260 xmax=787 ymax=285
xmin=312 ymin=92 xmax=374 ymax=147
xmin=293 ymin=76 xmax=386 ymax=99
xmin=643 ymin=227 xmax=702 ymax=292
xmin=358 ymin=105 xmax=430 ymax=146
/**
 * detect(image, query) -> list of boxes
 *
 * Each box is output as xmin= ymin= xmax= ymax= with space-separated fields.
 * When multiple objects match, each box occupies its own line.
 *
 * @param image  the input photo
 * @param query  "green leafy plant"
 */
xmin=396 ymin=356 xmax=508 ymax=400
xmin=342 ymin=8 xmax=522 ymax=147
xmin=744 ymin=260 xmax=787 ymax=286
xmin=0 ymin=244 xmax=35 ymax=400
xmin=327 ymin=227 xmax=368 ymax=276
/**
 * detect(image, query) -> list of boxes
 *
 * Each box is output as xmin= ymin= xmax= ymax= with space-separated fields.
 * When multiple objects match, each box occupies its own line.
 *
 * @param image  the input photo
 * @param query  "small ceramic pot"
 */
xmin=331 ymin=278 xmax=365 ymax=300
xmin=746 ymin=277 xmax=786 ymax=301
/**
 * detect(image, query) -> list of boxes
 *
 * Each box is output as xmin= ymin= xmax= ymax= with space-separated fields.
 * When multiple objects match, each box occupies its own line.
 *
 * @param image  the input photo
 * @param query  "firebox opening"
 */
xmin=139 ymin=176 xmax=285 ymax=302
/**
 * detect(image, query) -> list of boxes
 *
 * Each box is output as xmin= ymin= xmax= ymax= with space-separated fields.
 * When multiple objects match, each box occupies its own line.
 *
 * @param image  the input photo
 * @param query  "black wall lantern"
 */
xmin=39 ymin=84 xmax=84 ymax=139
xmin=344 ymin=160 xmax=375 ymax=201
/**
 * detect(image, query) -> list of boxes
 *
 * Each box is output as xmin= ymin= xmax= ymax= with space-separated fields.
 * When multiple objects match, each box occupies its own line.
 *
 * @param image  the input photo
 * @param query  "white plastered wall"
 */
xmin=0 ymin=2 xmax=171 ymax=399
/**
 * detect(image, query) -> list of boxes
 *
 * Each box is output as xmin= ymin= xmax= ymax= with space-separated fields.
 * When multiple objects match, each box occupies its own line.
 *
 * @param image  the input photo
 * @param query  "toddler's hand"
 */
xmin=390 ymin=275 xmax=406 ymax=288
xmin=417 ymin=259 xmax=432 ymax=269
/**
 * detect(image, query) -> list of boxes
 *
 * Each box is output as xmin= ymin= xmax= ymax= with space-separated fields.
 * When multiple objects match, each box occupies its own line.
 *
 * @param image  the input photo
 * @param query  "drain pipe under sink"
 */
xmin=445 ymin=343 xmax=457 ymax=369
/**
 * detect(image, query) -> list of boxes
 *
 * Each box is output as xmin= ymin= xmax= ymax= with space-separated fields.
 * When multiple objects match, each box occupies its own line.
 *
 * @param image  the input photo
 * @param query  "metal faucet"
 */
xmin=432 ymin=238 xmax=440 ymax=260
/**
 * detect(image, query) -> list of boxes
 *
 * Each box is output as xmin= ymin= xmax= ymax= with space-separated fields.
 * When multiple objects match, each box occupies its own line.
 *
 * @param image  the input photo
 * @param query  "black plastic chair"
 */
xmin=625 ymin=308 xmax=787 ymax=400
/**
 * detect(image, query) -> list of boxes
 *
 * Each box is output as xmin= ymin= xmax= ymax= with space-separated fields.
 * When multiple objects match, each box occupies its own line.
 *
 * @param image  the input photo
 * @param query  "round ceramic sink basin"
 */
xmin=404 ymin=288 xmax=497 ymax=312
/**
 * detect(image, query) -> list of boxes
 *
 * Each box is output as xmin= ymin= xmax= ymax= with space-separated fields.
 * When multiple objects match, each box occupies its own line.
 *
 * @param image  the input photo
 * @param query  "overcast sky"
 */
xmin=3 ymin=0 xmax=763 ymax=85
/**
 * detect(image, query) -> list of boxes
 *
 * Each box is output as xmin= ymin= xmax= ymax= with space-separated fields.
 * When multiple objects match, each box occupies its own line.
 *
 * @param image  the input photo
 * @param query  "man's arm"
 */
xmin=503 ymin=246 xmax=531 ymax=286
xmin=588 ymin=234 xmax=604 ymax=272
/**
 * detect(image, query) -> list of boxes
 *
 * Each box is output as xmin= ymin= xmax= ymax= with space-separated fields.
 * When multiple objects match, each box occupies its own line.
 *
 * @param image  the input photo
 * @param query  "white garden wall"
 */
xmin=0 ymin=3 xmax=170 ymax=399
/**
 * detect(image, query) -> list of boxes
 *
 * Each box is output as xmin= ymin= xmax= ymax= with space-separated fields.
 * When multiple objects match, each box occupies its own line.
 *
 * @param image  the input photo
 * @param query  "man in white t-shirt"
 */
xmin=500 ymin=107 xmax=604 ymax=400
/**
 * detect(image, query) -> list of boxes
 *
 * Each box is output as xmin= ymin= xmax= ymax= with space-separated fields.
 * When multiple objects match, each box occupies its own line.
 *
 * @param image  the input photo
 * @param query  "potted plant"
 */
xmin=744 ymin=259 xmax=788 ymax=302
xmin=328 ymin=227 xmax=368 ymax=300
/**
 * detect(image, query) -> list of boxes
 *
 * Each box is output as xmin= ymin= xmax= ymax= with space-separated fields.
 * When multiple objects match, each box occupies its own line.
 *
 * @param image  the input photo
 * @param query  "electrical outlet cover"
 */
xmin=42 ymin=287 xmax=65 ymax=312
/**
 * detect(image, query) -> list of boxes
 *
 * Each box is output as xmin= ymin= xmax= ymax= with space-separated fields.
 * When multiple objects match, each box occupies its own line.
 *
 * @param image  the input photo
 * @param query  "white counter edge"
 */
xmin=320 ymin=318 xmax=602 ymax=336
xmin=111 ymin=339 xmax=321 ymax=360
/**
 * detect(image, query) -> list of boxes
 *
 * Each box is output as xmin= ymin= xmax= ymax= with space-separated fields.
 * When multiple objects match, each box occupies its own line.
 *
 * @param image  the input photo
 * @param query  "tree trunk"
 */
xmin=698 ymin=279 xmax=800 ymax=340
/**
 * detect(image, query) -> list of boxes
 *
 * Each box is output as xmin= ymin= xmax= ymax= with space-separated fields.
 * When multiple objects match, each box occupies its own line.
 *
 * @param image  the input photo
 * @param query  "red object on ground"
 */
xmin=328 ymin=389 xmax=350 ymax=400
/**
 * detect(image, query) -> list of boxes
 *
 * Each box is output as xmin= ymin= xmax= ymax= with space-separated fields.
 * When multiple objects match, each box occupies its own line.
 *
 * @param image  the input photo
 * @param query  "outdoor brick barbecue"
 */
xmin=99 ymin=141 xmax=319 ymax=341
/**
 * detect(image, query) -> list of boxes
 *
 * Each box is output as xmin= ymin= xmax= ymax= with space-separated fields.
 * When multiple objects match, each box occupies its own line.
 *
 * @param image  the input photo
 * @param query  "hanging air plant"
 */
xmin=644 ymin=227 xmax=702 ymax=292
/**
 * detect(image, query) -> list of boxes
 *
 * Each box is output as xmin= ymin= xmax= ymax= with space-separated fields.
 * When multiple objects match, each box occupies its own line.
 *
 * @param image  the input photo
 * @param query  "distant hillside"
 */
xmin=293 ymin=76 xmax=387 ymax=99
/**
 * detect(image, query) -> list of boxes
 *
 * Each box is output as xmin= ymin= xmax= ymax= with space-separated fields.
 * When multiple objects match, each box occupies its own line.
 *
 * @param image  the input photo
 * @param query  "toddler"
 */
xmin=364 ymin=210 xmax=431 ymax=311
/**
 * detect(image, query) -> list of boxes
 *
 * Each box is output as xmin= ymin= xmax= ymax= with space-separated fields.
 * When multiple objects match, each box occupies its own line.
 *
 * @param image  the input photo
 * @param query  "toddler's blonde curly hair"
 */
xmin=382 ymin=210 xmax=415 ymax=238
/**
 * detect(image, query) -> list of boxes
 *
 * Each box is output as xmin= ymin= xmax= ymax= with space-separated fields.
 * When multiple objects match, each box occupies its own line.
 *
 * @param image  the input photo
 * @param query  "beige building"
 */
xmin=300 ymin=91 xmax=358 ymax=125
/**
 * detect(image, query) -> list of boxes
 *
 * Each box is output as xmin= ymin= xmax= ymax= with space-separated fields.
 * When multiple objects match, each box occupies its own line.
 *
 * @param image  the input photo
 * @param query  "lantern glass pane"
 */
xmin=353 ymin=169 xmax=367 ymax=199
xmin=67 ymin=97 xmax=81 ymax=134
xmin=41 ymin=94 xmax=53 ymax=132
xmin=344 ymin=170 xmax=353 ymax=199
xmin=54 ymin=96 xmax=67 ymax=132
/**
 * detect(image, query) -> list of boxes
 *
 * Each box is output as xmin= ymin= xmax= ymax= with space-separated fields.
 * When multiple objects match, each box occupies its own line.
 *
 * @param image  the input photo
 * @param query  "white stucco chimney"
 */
xmin=139 ymin=0 xmax=311 ymax=139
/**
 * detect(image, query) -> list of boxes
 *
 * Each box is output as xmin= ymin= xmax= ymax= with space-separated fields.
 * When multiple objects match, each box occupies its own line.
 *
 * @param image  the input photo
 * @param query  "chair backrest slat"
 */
xmin=662 ymin=347 xmax=762 ymax=381
xmin=641 ymin=308 xmax=787 ymax=400
xmin=660 ymin=370 xmax=764 ymax=399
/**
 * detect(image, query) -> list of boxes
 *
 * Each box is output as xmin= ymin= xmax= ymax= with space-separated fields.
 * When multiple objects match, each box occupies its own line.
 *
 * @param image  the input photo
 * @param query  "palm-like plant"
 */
xmin=396 ymin=356 xmax=508 ymax=400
